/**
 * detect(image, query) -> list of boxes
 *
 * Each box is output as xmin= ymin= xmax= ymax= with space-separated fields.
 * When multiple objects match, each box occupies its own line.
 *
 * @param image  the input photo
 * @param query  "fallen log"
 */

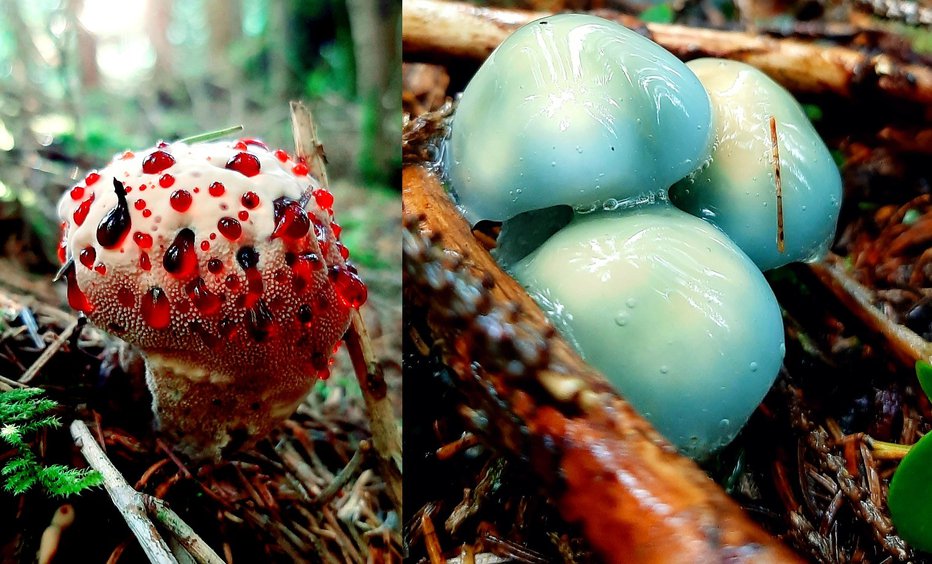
xmin=402 ymin=0 xmax=932 ymax=105
xmin=403 ymin=164 xmax=803 ymax=563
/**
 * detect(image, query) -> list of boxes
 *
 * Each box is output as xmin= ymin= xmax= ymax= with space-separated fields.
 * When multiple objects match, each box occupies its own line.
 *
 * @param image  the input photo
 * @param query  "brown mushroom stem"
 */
xmin=403 ymin=164 xmax=803 ymax=563
xmin=402 ymin=0 xmax=932 ymax=105
xmin=145 ymin=353 xmax=313 ymax=461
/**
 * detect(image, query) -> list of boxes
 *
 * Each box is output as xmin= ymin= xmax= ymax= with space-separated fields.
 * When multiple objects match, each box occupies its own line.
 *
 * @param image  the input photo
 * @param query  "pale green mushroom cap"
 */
xmin=448 ymin=14 xmax=713 ymax=224
xmin=513 ymin=205 xmax=785 ymax=459
xmin=669 ymin=58 xmax=842 ymax=271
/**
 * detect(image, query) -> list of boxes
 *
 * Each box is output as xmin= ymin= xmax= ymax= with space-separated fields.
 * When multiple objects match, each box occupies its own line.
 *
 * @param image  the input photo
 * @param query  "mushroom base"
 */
xmin=144 ymin=353 xmax=313 ymax=461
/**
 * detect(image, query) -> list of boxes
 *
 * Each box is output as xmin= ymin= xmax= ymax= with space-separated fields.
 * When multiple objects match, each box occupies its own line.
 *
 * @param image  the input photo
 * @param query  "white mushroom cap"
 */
xmin=513 ymin=204 xmax=785 ymax=459
xmin=448 ymin=13 xmax=714 ymax=224
xmin=669 ymin=58 xmax=843 ymax=271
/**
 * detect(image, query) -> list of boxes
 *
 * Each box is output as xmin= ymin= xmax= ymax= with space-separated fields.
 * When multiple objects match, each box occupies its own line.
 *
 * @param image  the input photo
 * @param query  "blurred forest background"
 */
xmin=0 ymin=0 xmax=401 ymax=272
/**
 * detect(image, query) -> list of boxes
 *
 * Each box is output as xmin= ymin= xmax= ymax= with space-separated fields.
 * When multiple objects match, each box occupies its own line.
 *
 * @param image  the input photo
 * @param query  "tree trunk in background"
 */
xmin=69 ymin=0 xmax=99 ymax=89
xmin=347 ymin=0 xmax=400 ymax=185
xmin=146 ymin=0 xmax=174 ymax=84
xmin=207 ymin=0 xmax=242 ymax=77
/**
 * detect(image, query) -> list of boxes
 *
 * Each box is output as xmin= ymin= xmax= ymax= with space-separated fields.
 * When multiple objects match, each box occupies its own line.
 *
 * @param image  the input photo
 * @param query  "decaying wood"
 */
xmin=403 ymin=164 xmax=803 ymax=563
xmin=402 ymin=0 xmax=932 ymax=105
xmin=290 ymin=101 xmax=403 ymax=516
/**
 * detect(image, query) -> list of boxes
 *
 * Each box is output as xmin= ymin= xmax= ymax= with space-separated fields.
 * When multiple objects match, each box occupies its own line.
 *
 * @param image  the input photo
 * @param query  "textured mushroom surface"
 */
xmin=670 ymin=58 xmax=842 ymax=271
xmin=513 ymin=204 xmax=785 ymax=458
xmin=58 ymin=140 xmax=366 ymax=459
xmin=447 ymin=13 xmax=713 ymax=224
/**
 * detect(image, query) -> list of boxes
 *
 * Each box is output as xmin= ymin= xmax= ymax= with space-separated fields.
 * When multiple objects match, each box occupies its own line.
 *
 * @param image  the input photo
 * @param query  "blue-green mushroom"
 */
xmin=669 ymin=58 xmax=842 ymax=271
xmin=513 ymin=205 xmax=785 ymax=459
xmin=448 ymin=14 xmax=714 ymax=224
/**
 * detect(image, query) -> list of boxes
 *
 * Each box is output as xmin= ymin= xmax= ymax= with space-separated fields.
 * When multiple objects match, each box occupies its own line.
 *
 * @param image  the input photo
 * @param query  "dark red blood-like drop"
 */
xmin=134 ymin=199 xmax=146 ymax=210
xmin=140 ymin=252 xmax=151 ymax=270
xmin=238 ymin=210 xmax=249 ymax=221
xmin=200 ymin=241 xmax=210 ymax=251
xmin=207 ymin=258 xmax=223 ymax=274
xmin=85 ymin=172 xmax=101 ymax=186
xmin=159 ymin=174 xmax=175 ymax=188
xmin=272 ymin=197 xmax=310 ymax=240
xmin=142 ymin=209 xmax=152 ymax=218
xmin=63 ymin=263 xmax=93 ymax=313
xmin=170 ymin=190 xmax=192 ymax=212
xmin=331 ymin=222 xmax=342 ymax=238
xmin=186 ymin=277 xmax=222 ymax=315
xmin=292 ymin=162 xmax=309 ymax=176
xmin=79 ymin=247 xmax=96 ymax=269
xmin=330 ymin=265 xmax=367 ymax=308
xmin=246 ymin=300 xmax=275 ymax=342
xmin=225 ymin=152 xmax=261 ymax=177
xmin=224 ymin=274 xmax=240 ymax=290
xmin=241 ymin=192 xmax=260 ymax=209
xmin=234 ymin=141 xmax=248 ymax=151
xmin=217 ymin=217 xmax=242 ymax=240
xmin=219 ymin=318 xmax=237 ymax=340
xmin=242 ymin=269 xmax=263 ymax=309
xmin=96 ymin=179 xmax=132 ymax=249
xmin=117 ymin=286 xmax=135 ymax=307
xmin=74 ymin=195 xmax=95 ymax=226
xmin=313 ymin=189 xmax=334 ymax=210
xmin=242 ymin=138 xmax=269 ymax=151
xmin=141 ymin=287 xmax=171 ymax=329
xmin=70 ymin=186 xmax=85 ymax=200
xmin=208 ymin=182 xmax=225 ymax=197
xmin=273 ymin=149 xmax=289 ymax=162
xmin=297 ymin=304 xmax=313 ymax=324
xmin=142 ymin=150 xmax=175 ymax=174
xmin=290 ymin=253 xmax=317 ymax=292
xmin=163 ymin=228 xmax=198 ymax=277
xmin=133 ymin=232 xmax=153 ymax=249
xmin=94 ymin=264 xmax=107 ymax=274
xmin=189 ymin=321 xmax=219 ymax=349
xmin=57 ymin=243 xmax=66 ymax=264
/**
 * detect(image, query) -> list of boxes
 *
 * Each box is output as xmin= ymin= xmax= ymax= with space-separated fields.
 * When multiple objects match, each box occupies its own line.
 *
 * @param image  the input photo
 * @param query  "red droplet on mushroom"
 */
xmin=159 ymin=174 xmax=175 ymax=188
xmin=246 ymin=300 xmax=276 ymax=342
xmin=273 ymin=149 xmax=289 ymax=162
xmin=242 ymin=138 xmax=270 ymax=151
xmin=208 ymin=182 xmax=225 ymax=197
xmin=96 ymin=179 xmax=132 ymax=249
xmin=157 ymin=141 xmax=168 ymax=148
xmin=133 ymin=232 xmax=153 ymax=249
xmin=142 ymin=150 xmax=175 ymax=174
xmin=94 ymin=264 xmax=107 ymax=275
xmin=186 ymin=277 xmax=222 ymax=316
xmin=117 ymin=286 xmax=135 ymax=307
xmin=207 ymin=258 xmax=223 ymax=274
xmin=331 ymin=222 xmax=342 ymax=239
xmin=163 ymin=228 xmax=198 ymax=278
xmin=142 ymin=209 xmax=152 ymax=218
xmin=200 ymin=241 xmax=210 ymax=251
xmin=292 ymin=162 xmax=309 ymax=176
xmin=238 ymin=211 xmax=249 ymax=221
xmin=134 ymin=199 xmax=146 ymax=210
xmin=241 ymin=192 xmax=260 ymax=209
xmin=140 ymin=252 xmax=151 ymax=270
xmin=234 ymin=141 xmax=248 ymax=151
xmin=170 ymin=190 xmax=192 ymax=212
xmin=120 ymin=151 xmax=134 ymax=160
xmin=63 ymin=263 xmax=94 ymax=313
xmin=225 ymin=152 xmax=261 ymax=177
xmin=313 ymin=189 xmax=334 ymax=210
xmin=85 ymin=172 xmax=101 ymax=186
xmin=272 ymin=197 xmax=310 ymax=240
xmin=297 ymin=304 xmax=313 ymax=325
xmin=338 ymin=243 xmax=350 ymax=260
xmin=79 ymin=247 xmax=96 ymax=269
xmin=237 ymin=246 xmax=264 ymax=308
xmin=141 ymin=287 xmax=171 ymax=329
xmin=74 ymin=195 xmax=95 ymax=226
xmin=330 ymin=265 xmax=367 ymax=308
xmin=289 ymin=252 xmax=318 ymax=292
xmin=217 ymin=217 xmax=242 ymax=240
xmin=70 ymin=186 xmax=85 ymax=200
xmin=224 ymin=274 xmax=240 ymax=290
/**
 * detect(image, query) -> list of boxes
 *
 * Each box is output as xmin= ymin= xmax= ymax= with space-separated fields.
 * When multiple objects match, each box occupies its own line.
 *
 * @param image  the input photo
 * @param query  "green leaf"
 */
xmin=917 ymin=360 xmax=932 ymax=403
xmin=640 ymin=4 xmax=675 ymax=23
xmin=889 ymin=432 xmax=932 ymax=553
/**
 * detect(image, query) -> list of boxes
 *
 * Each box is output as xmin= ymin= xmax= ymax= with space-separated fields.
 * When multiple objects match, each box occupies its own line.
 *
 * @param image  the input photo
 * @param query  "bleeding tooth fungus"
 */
xmin=58 ymin=139 xmax=366 ymax=460
xmin=448 ymin=15 xmax=841 ymax=459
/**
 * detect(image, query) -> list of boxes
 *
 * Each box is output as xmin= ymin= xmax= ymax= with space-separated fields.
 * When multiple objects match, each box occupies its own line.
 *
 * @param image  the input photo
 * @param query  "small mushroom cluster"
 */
xmin=58 ymin=139 xmax=366 ymax=460
xmin=448 ymin=15 xmax=842 ymax=458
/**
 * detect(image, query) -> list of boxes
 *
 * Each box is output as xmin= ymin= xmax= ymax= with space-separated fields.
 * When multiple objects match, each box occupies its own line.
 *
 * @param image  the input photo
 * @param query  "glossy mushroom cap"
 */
xmin=669 ymin=58 xmax=843 ymax=271
xmin=58 ymin=140 xmax=366 ymax=459
xmin=513 ymin=205 xmax=785 ymax=459
xmin=448 ymin=13 xmax=713 ymax=224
